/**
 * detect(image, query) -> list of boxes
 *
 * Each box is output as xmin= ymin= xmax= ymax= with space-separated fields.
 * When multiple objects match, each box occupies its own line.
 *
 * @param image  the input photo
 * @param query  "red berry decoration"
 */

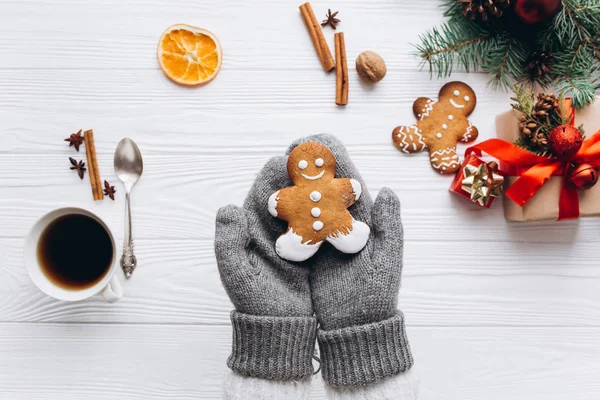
xmin=568 ymin=163 xmax=599 ymax=191
xmin=548 ymin=125 xmax=583 ymax=159
xmin=514 ymin=0 xmax=562 ymax=24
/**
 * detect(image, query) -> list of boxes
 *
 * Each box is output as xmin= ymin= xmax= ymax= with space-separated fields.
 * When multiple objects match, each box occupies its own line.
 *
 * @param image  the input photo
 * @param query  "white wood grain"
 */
xmin=0 ymin=0 xmax=440 ymax=71
xmin=1 ymin=150 xmax=598 ymax=243
xmin=1 ymin=324 xmax=599 ymax=400
xmin=1 ymin=238 xmax=600 ymax=326
xmin=1 ymin=0 xmax=599 ymax=398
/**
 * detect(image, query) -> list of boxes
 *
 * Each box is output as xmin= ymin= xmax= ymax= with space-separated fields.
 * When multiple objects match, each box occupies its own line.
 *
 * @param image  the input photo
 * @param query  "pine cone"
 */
xmin=531 ymin=131 xmax=548 ymax=148
xmin=459 ymin=0 xmax=511 ymax=21
xmin=526 ymin=51 xmax=555 ymax=78
xmin=519 ymin=119 xmax=539 ymax=138
xmin=533 ymin=93 xmax=559 ymax=116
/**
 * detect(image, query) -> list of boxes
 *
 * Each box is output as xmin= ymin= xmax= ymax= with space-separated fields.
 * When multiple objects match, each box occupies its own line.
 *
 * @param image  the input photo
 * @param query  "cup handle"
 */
xmin=101 ymin=275 xmax=123 ymax=303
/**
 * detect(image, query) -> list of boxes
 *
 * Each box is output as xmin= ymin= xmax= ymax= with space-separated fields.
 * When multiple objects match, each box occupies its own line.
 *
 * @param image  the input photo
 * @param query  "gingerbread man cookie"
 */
xmin=268 ymin=142 xmax=370 ymax=262
xmin=392 ymin=81 xmax=479 ymax=174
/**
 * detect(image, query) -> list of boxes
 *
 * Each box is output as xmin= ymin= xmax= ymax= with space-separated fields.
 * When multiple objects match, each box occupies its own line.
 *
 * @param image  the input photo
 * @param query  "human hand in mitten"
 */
xmin=215 ymin=156 xmax=316 ymax=381
xmin=285 ymin=134 xmax=414 ymax=388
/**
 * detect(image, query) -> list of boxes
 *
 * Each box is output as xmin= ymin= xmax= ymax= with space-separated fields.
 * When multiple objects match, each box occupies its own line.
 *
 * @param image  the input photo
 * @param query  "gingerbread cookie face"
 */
xmin=438 ymin=82 xmax=477 ymax=116
xmin=287 ymin=142 xmax=336 ymax=185
xmin=268 ymin=142 xmax=370 ymax=262
xmin=392 ymin=81 xmax=479 ymax=174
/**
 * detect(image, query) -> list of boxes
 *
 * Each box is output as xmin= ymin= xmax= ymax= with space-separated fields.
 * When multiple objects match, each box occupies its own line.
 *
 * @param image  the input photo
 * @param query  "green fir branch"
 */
xmin=514 ymin=137 xmax=552 ymax=157
xmin=414 ymin=0 xmax=600 ymax=108
xmin=555 ymin=75 xmax=597 ymax=108
xmin=414 ymin=22 xmax=492 ymax=77
xmin=484 ymin=37 xmax=529 ymax=91
xmin=510 ymin=85 xmax=535 ymax=114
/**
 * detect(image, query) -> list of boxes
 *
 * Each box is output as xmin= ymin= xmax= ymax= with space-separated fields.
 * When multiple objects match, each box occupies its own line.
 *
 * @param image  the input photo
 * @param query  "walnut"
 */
xmin=355 ymin=51 xmax=386 ymax=83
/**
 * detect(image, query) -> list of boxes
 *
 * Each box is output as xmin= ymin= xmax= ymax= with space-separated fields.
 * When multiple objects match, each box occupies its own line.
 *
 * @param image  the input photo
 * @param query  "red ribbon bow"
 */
xmin=465 ymin=102 xmax=600 ymax=220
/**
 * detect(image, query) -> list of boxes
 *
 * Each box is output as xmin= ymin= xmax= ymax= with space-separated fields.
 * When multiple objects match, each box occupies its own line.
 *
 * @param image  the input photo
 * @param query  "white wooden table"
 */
xmin=1 ymin=1 xmax=599 ymax=399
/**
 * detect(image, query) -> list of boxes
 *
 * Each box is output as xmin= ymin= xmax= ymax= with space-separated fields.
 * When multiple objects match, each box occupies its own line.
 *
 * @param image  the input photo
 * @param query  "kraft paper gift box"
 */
xmin=495 ymin=103 xmax=600 ymax=222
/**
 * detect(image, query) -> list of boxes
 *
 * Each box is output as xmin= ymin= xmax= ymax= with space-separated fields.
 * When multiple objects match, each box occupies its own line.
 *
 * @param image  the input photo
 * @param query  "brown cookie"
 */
xmin=392 ymin=81 xmax=479 ymax=174
xmin=268 ymin=142 xmax=370 ymax=262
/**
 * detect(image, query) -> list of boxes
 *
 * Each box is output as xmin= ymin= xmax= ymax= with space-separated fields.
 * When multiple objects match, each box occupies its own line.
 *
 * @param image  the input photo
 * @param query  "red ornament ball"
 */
xmin=514 ymin=0 xmax=562 ymax=24
xmin=548 ymin=125 xmax=583 ymax=159
xmin=568 ymin=163 xmax=599 ymax=191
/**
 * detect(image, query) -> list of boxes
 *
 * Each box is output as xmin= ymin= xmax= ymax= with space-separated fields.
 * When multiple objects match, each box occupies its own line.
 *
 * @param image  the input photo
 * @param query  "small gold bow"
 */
xmin=461 ymin=162 xmax=504 ymax=207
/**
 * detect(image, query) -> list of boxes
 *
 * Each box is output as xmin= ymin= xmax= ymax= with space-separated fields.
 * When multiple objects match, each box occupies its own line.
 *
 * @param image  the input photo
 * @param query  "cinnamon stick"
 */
xmin=84 ymin=130 xmax=103 ymax=200
xmin=299 ymin=2 xmax=335 ymax=72
xmin=335 ymin=32 xmax=348 ymax=105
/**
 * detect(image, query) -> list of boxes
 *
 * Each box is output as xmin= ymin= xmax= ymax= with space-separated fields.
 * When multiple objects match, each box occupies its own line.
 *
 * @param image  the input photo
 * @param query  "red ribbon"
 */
xmin=465 ymin=101 xmax=600 ymax=221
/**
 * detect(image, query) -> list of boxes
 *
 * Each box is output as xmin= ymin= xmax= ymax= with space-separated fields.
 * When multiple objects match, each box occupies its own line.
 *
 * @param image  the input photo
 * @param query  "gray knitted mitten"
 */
xmin=286 ymin=134 xmax=413 ymax=387
xmin=215 ymin=156 xmax=317 ymax=381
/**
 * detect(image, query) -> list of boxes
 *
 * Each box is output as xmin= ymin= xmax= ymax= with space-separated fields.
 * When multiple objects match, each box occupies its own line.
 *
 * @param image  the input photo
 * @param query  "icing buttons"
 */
xmin=310 ymin=191 xmax=322 ymax=202
xmin=312 ymin=221 xmax=324 ymax=231
xmin=448 ymin=115 xmax=454 ymax=120
xmin=442 ymin=124 xmax=448 ymax=129
xmin=436 ymin=133 xmax=443 ymax=139
xmin=311 ymin=207 xmax=321 ymax=217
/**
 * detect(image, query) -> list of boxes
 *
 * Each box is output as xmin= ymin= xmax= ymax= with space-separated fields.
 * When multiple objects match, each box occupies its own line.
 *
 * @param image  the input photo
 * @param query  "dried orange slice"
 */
xmin=157 ymin=24 xmax=222 ymax=86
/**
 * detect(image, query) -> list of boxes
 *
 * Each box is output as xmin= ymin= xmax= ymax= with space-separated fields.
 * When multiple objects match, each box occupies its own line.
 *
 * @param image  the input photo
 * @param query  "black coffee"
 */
xmin=37 ymin=214 xmax=113 ymax=290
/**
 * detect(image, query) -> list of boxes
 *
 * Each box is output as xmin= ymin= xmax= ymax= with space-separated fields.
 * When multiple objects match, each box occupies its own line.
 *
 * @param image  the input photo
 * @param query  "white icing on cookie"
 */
xmin=450 ymin=99 xmax=465 ymax=109
xmin=326 ymin=219 xmax=370 ymax=254
xmin=310 ymin=191 xmax=322 ymax=202
xmin=298 ymin=160 xmax=308 ymax=170
xmin=419 ymin=100 xmax=437 ymax=120
xmin=275 ymin=228 xmax=322 ymax=262
xmin=453 ymin=90 xmax=460 ymax=96
xmin=448 ymin=115 xmax=454 ymax=120
xmin=442 ymin=124 xmax=448 ymax=129
xmin=350 ymin=179 xmax=362 ymax=200
xmin=315 ymin=158 xmax=324 ymax=167
xmin=313 ymin=221 xmax=324 ymax=231
xmin=396 ymin=125 xmax=427 ymax=153
xmin=302 ymin=171 xmax=325 ymax=181
xmin=311 ymin=207 xmax=321 ymax=217
xmin=436 ymin=133 xmax=443 ymax=139
xmin=268 ymin=190 xmax=280 ymax=217
xmin=464 ymin=95 xmax=470 ymax=102
xmin=462 ymin=122 xmax=474 ymax=141
xmin=430 ymin=149 xmax=460 ymax=170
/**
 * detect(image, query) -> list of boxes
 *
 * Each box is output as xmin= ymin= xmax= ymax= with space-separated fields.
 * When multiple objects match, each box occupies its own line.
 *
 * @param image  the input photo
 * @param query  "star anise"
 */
xmin=321 ymin=9 xmax=340 ymax=29
xmin=69 ymin=157 xmax=86 ymax=180
xmin=103 ymin=180 xmax=117 ymax=200
xmin=64 ymin=130 xmax=84 ymax=151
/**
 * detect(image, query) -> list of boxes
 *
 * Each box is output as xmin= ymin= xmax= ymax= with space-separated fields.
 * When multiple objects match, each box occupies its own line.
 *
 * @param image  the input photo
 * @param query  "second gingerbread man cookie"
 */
xmin=392 ymin=81 xmax=479 ymax=174
xmin=268 ymin=142 xmax=370 ymax=262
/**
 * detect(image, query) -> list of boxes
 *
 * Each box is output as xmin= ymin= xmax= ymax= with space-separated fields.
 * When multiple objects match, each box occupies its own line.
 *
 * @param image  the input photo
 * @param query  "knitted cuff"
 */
xmin=227 ymin=311 xmax=318 ymax=381
xmin=317 ymin=311 xmax=413 ymax=387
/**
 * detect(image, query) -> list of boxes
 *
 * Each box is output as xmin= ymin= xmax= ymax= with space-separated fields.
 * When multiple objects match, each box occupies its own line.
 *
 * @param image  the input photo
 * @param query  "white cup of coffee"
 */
xmin=24 ymin=207 xmax=123 ymax=302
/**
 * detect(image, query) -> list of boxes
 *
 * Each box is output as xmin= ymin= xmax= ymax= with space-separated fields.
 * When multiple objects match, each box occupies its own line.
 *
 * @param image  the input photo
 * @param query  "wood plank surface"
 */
xmin=0 ymin=0 xmax=599 ymax=398
xmin=0 ymin=324 xmax=599 ymax=400
xmin=1 ymin=238 xmax=600 ymax=326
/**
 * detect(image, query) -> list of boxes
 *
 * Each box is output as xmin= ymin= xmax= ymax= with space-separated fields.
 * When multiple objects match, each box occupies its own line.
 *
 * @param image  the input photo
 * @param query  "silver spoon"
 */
xmin=114 ymin=138 xmax=143 ymax=279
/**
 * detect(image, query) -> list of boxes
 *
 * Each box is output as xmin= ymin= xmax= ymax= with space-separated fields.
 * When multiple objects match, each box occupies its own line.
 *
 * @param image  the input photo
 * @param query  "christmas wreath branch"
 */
xmin=415 ymin=0 xmax=600 ymax=108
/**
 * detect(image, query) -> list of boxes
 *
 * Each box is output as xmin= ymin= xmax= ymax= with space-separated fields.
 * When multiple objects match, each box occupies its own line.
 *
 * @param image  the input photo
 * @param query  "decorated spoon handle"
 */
xmin=121 ymin=190 xmax=137 ymax=279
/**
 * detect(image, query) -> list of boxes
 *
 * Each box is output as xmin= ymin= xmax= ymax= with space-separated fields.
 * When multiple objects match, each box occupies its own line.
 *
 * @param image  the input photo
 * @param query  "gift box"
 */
xmin=495 ymin=103 xmax=600 ymax=222
xmin=450 ymin=154 xmax=503 ymax=209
